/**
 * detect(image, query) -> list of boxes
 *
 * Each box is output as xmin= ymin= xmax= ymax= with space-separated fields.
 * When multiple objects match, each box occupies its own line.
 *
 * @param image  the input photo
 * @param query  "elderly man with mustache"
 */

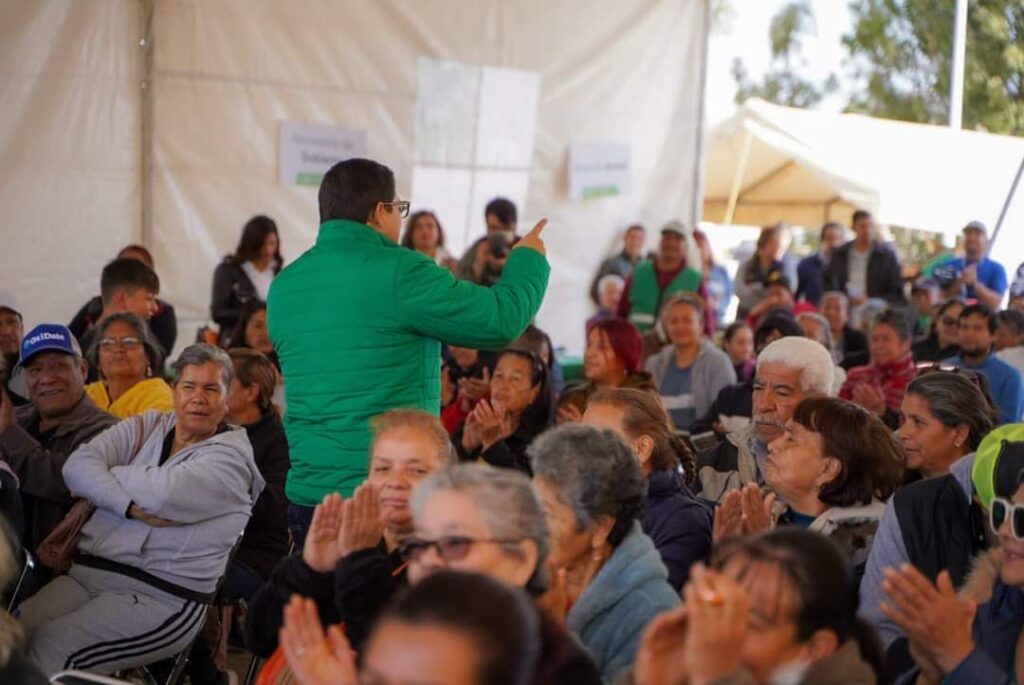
xmin=696 ymin=335 xmax=836 ymax=503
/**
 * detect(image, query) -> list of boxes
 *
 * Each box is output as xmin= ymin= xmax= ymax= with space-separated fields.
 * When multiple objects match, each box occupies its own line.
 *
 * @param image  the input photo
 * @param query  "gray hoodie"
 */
xmin=63 ymin=411 xmax=265 ymax=594
xmin=645 ymin=339 xmax=737 ymax=423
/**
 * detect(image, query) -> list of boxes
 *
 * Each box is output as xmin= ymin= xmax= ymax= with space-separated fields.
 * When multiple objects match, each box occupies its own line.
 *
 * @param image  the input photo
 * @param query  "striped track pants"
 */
xmin=17 ymin=564 xmax=206 ymax=677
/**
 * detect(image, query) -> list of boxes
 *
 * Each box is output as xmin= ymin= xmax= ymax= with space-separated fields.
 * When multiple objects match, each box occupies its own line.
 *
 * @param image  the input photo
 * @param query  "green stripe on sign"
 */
xmin=582 ymin=186 xmax=620 ymax=198
xmin=296 ymin=172 xmax=324 ymax=186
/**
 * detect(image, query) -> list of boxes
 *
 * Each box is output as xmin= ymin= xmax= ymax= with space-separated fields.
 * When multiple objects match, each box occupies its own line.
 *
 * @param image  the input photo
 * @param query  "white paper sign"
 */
xmin=279 ymin=121 xmax=366 ymax=186
xmin=568 ymin=143 xmax=630 ymax=199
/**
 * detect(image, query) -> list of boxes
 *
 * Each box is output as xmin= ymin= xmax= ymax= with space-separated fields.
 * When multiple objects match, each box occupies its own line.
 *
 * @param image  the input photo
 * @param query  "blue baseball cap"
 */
xmin=17 ymin=324 xmax=82 ymax=368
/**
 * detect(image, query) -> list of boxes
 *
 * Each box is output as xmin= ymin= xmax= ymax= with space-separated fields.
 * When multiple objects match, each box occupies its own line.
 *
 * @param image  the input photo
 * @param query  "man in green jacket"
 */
xmin=267 ymin=158 xmax=549 ymax=540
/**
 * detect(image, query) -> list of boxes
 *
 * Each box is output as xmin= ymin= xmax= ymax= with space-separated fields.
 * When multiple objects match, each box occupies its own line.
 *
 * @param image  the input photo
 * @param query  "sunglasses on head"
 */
xmin=991 ymin=497 xmax=1024 ymax=540
xmin=398 ymin=535 xmax=522 ymax=563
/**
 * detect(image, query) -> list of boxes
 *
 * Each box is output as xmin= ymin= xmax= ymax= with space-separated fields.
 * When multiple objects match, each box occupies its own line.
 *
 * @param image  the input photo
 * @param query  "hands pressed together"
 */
xmin=712 ymin=483 xmax=775 ymax=544
xmin=303 ymin=483 xmax=384 ymax=574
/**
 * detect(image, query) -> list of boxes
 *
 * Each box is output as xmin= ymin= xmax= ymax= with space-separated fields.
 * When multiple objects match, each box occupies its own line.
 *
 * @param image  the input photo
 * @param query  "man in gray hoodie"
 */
xmin=17 ymin=344 xmax=265 ymax=676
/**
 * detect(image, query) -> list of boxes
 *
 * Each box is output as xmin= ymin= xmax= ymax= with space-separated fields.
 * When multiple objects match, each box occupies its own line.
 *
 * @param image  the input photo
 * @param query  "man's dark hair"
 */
xmin=318 ymin=158 xmax=396 ymax=224
xmin=997 ymin=309 xmax=1024 ymax=338
xmin=484 ymin=197 xmax=517 ymax=227
xmin=852 ymin=209 xmax=872 ymax=225
xmin=100 ymin=258 xmax=159 ymax=304
xmin=820 ymin=221 xmax=843 ymax=240
xmin=960 ymin=303 xmax=998 ymax=333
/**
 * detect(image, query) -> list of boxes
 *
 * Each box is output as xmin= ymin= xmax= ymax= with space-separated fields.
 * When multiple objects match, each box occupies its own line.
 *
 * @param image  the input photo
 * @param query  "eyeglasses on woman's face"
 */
xmin=98 ymin=337 xmax=142 ymax=352
xmin=399 ymin=535 xmax=521 ymax=563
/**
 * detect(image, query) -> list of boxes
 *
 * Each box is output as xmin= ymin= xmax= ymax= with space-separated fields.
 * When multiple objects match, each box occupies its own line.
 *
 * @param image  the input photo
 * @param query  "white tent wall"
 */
xmin=0 ymin=0 xmax=143 ymax=330
xmin=146 ymin=0 xmax=710 ymax=356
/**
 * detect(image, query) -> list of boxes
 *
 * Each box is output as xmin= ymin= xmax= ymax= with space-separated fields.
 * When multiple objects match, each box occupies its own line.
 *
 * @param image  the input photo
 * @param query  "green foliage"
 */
xmin=844 ymin=0 xmax=1024 ymax=134
xmin=732 ymin=1 xmax=839 ymax=108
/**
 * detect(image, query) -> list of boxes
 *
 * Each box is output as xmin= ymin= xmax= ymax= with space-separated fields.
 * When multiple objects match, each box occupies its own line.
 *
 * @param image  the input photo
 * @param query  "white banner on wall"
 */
xmin=278 ymin=121 xmax=366 ymax=186
xmin=568 ymin=142 xmax=630 ymax=199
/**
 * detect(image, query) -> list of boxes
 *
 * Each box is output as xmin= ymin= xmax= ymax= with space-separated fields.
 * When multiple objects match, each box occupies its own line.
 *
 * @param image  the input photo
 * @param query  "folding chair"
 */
xmin=120 ymin=532 xmax=246 ymax=685
xmin=7 ymin=548 xmax=35 ymax=613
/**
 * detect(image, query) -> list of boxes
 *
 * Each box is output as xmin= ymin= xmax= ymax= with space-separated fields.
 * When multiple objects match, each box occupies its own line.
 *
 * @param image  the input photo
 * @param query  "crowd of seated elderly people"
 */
xmin=6 ymin=204 xmax=1024 ymax=685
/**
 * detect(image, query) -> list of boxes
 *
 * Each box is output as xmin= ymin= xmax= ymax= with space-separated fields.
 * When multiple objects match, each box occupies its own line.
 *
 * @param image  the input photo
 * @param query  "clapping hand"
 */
xmin=473 ymin=400 xmax=513 ymax=449
xmin=683 ymin=564 xmax=749 ymax=685
xmin=633 ymin=605 xmax=689 ymax=685
xmin=303 ymin=494 xmax=345 ymax=573
xmin=280 ymin=595 xmax=357 ymax=685
xmin=852 ymin=383 xmax=887 ymax=416
xmin=339 ymin=482 xmax=383 ymax=558
xmin=458 ymin=367 xmax=491 ymax=407
xmin=881 ymin=565 xmax=976 ymax=675
xmin=556 ymin=403 xmax=583 ymax=425
xmin=712 ymin=483 xmax=774 ymax=543
xmin=303 ymin=486 xmax=383 ymax=573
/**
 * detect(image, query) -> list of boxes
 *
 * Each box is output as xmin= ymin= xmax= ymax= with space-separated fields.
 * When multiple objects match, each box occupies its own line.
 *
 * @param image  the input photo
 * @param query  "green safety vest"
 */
xmin=627 ymin=260 xmax=702 ymax=330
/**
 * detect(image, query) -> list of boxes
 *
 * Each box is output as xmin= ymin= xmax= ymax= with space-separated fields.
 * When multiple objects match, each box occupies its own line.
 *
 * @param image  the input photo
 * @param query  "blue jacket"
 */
xmin=567 ymin=523 xmax=680 ymax=682
xmin=944 ymin=352 xmax=1024 ymax=425
xmin=642 ymin=470 xmax=711 ymax=590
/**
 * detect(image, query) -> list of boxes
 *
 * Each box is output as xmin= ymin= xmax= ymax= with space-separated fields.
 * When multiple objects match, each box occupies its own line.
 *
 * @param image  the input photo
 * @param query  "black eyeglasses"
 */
xmin=991 ymin=497 xmax=1024 ymax=540
xmin=399 ymin=535 xmax=523 ymax=563
xmin=381 ymin=200 xmax=410 ymax=219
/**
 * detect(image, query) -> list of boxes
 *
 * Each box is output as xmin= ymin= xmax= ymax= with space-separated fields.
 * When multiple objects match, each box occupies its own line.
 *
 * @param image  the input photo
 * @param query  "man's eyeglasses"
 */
xmin=991 ymin=497 xmax=1024 ymax=540
xmin=98 ymin=337 xmax=142 ymax=351
xmin=381 ymin=200 xmax=410 ymax=219
xmin=399 ymin=535 xmax=522 ymax=563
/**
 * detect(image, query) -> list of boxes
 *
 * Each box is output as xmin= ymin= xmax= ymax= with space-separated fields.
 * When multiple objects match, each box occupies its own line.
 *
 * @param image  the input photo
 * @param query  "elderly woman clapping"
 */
xmin=18 ymin=344 xmax=265 ymax=676
xmin=715 ymin=397 xmax=904 ymax=579
xmin=84 ymin=312 xmax=172 ymax=418
xmin=529 ymin=424 xmax=680 ymax=682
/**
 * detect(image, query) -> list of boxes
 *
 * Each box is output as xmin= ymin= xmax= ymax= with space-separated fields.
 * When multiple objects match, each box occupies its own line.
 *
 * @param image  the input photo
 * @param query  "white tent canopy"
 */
xmin=2 ymin=0 xmax=711 ymax=356
xmin=703 ymin=99 xmax=1024 ymax=255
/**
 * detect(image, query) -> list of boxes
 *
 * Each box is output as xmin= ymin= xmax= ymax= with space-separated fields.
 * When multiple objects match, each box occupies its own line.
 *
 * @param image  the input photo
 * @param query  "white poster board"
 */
xmin=568 ymin=142 xmax=630 ymax=199
xmin=278 ymin=121 xmax=366 ymax=186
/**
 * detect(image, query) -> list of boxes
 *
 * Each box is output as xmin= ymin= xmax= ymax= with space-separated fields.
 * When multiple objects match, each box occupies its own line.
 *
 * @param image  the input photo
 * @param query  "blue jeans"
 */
xmin=287 ymin=503 xmax=316 ymax=551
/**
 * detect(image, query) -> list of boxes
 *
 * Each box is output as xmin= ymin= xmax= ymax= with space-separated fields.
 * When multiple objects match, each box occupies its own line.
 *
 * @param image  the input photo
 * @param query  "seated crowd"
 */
xmin=6 ymin=190 xmax=1024 ymax=685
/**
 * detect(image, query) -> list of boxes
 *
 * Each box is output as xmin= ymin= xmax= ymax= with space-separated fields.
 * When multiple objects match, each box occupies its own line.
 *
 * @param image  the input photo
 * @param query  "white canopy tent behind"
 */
xmin=703 ymin=99 xmax=1024 ymax=260
xmin=2 ymin=0 xmax=712 ymax=358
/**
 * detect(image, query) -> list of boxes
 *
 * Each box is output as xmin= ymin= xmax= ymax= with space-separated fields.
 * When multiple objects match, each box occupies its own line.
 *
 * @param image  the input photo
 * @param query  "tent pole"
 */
xmin=988 ymin=155 xmax=1024 ymax=252
xmin=723 ymin=129 xmax=752 ymax=225
xmin=949 ymin=0 xmax=967 ymax=129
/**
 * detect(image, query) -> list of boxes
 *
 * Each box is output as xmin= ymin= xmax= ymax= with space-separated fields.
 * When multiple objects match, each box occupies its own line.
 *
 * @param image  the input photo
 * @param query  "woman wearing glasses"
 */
xmin=83 ymin=312 xmax=172 ymax=418
xmin=244 ymin=409 xmax=456 ymax=658
xmin=912 ymin=298 xmax=964 ymax=363
xmin=883 ymin=435 xmax=1024 ymax=685
xmin=529 ymin=424 xmax=680 ymax=682
xmin=282 ymin=462 xmax=602 ymax=684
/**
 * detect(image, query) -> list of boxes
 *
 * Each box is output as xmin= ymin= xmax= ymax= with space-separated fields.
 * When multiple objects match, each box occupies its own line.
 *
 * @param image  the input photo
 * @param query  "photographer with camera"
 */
xmin=456 ymin=197 xmax=519 ymax=285
xmin=935 ymin=221 xmax=1007 ymax=309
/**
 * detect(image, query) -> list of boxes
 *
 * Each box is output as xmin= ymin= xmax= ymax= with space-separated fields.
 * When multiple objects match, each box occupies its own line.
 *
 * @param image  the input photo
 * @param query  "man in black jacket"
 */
xmin=825 ymin=209 xmax=905 ymax=305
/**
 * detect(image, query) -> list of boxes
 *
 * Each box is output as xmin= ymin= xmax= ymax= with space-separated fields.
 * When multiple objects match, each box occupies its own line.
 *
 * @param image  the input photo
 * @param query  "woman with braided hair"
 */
xmin=583 ymin=387 xmax=711 ymax=590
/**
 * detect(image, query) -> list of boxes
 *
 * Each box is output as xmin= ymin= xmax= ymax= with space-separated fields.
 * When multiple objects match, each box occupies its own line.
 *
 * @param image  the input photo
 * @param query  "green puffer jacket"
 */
xmin=267 ymin=219 xmax=550 ymax=505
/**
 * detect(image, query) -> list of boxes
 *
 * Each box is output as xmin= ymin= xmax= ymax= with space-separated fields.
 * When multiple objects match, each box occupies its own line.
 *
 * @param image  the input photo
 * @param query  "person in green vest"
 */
xmin=616 ymin=221 xmax=708 ymax=334
xmin=267 ymin=158 xmax=550 ymax=544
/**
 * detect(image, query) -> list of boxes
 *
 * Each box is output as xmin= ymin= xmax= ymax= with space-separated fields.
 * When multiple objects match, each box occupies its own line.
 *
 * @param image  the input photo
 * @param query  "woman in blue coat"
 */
xmin=529 ymin=424 xmax=680 ymax=682
xmin=582 ymin=387 xmax=711 ymax=590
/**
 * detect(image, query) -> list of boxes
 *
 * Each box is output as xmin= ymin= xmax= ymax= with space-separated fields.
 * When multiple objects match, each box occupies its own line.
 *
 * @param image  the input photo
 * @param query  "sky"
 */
xmin=705 ymin=0 xmax=854 ymax=125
